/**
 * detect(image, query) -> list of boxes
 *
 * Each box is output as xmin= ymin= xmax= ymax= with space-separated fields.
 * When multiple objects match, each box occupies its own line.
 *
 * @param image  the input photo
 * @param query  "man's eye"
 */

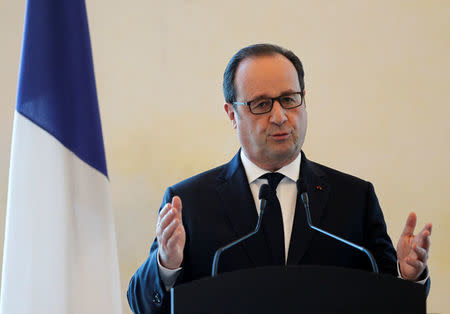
xmin=254 ymin=100 xmax=271 ymax=108
xmin=280 ymin=96 xmax=295 ymax=104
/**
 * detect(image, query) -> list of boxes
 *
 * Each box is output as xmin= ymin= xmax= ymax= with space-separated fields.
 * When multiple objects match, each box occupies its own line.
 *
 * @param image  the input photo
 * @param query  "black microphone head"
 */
xmin=258 ymin=184 xmax=272 ymax=200
xmin=296 ymin=178 xmax=308 ymax=195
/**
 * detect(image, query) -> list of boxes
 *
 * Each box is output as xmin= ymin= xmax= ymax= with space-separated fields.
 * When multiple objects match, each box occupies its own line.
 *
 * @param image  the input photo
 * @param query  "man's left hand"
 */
xmin=397 ymin=212 xmax=432 ymax=281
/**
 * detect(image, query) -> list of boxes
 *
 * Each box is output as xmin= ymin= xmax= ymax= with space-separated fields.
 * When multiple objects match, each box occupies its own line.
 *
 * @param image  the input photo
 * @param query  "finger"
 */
xmin=157 ymin=205 xmax=176 ymax=236
xmin=160 ymin=218 xmax=182 ymax=247
xmin=166 ymin=225 xmax=185 ymax=250
xmin=420 ymin=223 xmax=432 ymax=237
xmin=401 ymin=212 xmax=417 ymax=237
xmin=414 ymin=224 xmax=432 ymax=249
xmin=158 ymin=205 xmax=175 ymax=229
xmin=414 ymin=231 xmax=431 ymax=252
xmin=158 ymin=203 xmax=172 ymax=220
xmin=405 ymin=256 xmax=424 ymax=270
xmin=171 ymin=196 xmax=183 ymax=213
xmin=420 ymin=233 xmax=431 ymax=252
xmin=417 ymin=222 xmax=432 ymax=237
xmin=413 ymin=244 xmax=428 ymax=262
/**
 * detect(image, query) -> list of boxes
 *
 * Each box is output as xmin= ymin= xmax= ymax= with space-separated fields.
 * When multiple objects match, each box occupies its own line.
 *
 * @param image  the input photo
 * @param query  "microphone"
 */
xmin=211 ymin=184 xmax=271 ymax=277
xmin=296 ymin=179 xmax=379 ymax=273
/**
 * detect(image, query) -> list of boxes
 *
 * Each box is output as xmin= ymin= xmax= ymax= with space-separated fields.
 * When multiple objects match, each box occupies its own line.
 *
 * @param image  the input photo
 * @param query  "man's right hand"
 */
xmin=156 ymin=196 xmax=186 ymax=269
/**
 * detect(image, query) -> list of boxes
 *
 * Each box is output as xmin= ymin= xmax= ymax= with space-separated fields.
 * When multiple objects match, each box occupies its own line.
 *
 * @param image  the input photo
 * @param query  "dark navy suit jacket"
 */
xmin=127 ymin=151 xmax=407 ymax=313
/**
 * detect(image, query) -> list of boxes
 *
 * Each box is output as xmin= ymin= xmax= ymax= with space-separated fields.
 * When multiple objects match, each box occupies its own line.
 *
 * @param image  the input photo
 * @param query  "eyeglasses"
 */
xmin=232 ymin=91 xmax=304 ymax=115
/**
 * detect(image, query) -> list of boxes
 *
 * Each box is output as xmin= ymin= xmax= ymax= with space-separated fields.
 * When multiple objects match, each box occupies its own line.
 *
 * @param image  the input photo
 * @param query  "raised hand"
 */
xmin=156 ymin=196 xmax=186 ymax=269
xmin=396 ymin=212 xmax=432 ymax=281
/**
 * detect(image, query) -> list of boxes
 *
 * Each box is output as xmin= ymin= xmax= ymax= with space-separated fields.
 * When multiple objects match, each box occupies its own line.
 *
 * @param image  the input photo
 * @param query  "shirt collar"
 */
xmin=240 ymin=149 xmax=301 ymax=184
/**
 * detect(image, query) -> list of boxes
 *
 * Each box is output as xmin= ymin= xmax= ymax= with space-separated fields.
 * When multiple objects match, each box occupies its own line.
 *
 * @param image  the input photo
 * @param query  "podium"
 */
xmin=171 ymin=266 xmax=426 ymax=314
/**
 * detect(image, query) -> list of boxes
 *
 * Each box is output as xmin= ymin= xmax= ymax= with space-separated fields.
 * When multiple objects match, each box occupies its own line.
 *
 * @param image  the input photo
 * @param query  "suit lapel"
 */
xmin=287 ymin=151 xmax=330 ymax=264
xmin=215 ymin=151 xmax=271 ymax=267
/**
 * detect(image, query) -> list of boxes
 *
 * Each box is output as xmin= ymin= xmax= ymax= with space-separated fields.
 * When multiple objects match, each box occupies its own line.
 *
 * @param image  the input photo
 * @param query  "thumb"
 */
xmin=401 ymin=212 xmax=417 ymax=237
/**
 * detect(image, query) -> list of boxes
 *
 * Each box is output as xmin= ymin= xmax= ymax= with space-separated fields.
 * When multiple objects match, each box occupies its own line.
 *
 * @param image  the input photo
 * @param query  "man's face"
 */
xmin=225 ymin=54 xmax=307 ymax=171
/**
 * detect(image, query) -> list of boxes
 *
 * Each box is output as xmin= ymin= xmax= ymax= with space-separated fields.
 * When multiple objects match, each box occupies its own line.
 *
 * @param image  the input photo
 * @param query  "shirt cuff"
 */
xmin=397 ymin=261 xmax=429 ymax=285
xmin=157 ymin=250 xmax=183 ymax=291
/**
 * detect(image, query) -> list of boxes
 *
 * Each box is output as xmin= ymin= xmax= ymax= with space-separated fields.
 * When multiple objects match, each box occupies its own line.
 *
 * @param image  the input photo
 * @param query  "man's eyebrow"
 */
xmin=248 ymin=90 xmax=298 ymax=101
xmin=278 ymin=90 xmax=299 ymax=96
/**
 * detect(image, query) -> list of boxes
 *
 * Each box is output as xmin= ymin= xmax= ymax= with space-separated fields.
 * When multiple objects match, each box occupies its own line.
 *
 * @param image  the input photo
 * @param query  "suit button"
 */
xmin=152 ymin=291 xmax=162 ymax=305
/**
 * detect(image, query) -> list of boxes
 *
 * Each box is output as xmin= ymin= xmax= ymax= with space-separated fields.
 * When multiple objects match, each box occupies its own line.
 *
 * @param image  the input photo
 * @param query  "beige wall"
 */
xmin=1 ymin=1 xmax=449 ymax=313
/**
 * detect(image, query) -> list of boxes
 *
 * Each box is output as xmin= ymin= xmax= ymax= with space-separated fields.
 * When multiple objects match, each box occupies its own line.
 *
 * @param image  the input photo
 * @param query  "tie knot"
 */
xmin=260 ymin=173 xmax=285 ymax=191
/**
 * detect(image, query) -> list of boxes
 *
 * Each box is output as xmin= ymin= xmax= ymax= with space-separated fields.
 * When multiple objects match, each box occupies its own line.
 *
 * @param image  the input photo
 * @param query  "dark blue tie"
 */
xmin=260 ymin=172 xmax=285 ymax=264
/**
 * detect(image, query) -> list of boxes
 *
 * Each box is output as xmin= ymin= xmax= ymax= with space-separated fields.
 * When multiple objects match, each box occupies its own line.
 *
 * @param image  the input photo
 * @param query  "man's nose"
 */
xmin=269 ymin=100 xmax=287 ymax=125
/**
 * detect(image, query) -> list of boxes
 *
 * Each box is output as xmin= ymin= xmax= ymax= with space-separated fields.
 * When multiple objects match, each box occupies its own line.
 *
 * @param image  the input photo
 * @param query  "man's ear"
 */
xmin=224 ymin=103 xmax=237 ymax=129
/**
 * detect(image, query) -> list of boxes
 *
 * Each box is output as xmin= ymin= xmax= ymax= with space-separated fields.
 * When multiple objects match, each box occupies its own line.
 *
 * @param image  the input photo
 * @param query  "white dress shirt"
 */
xmin=240 ymin=150 xmax=301 ymax=262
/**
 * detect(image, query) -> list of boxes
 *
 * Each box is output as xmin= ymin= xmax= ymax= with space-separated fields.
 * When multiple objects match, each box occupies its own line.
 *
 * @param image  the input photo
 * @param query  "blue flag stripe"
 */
xmin=16 ymin=0 xmax=107 ymax=177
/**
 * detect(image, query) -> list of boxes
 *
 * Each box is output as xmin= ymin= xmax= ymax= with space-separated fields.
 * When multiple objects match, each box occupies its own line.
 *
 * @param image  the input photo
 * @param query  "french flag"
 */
xmin=0 ymin=1 xmax=122 ymax=313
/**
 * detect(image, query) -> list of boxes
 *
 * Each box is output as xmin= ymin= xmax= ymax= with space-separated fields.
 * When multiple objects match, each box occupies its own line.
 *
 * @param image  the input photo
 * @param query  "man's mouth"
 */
xmin=270 ymin=132 xmax=290 ymax=140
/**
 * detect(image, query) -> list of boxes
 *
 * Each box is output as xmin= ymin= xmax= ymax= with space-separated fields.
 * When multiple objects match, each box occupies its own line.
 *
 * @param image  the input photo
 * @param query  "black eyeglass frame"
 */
xmin=231 ymin=91 xmax=305 ymax=115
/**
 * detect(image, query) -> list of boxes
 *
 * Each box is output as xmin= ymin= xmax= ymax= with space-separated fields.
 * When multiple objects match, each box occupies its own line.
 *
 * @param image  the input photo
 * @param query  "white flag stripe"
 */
xmin=1 ymin=112 xmax=121 ymax=314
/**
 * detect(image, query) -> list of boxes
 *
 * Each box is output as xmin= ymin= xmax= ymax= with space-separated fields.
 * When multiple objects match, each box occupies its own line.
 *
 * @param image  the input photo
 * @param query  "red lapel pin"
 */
xmin=316 ymin=185 xmax=323 ymax=191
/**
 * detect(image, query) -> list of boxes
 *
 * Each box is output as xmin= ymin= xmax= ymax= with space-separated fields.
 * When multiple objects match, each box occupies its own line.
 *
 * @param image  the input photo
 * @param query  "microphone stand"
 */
xmin=299 ymin=183 xmax=379 ymax=274
xmin=211 ymin=185 xmax=270 ymax=277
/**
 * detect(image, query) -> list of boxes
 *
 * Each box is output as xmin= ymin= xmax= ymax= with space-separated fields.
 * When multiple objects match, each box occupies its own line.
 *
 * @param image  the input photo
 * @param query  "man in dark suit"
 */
xmin=127 ymin=44 xmax=432 ymax=314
